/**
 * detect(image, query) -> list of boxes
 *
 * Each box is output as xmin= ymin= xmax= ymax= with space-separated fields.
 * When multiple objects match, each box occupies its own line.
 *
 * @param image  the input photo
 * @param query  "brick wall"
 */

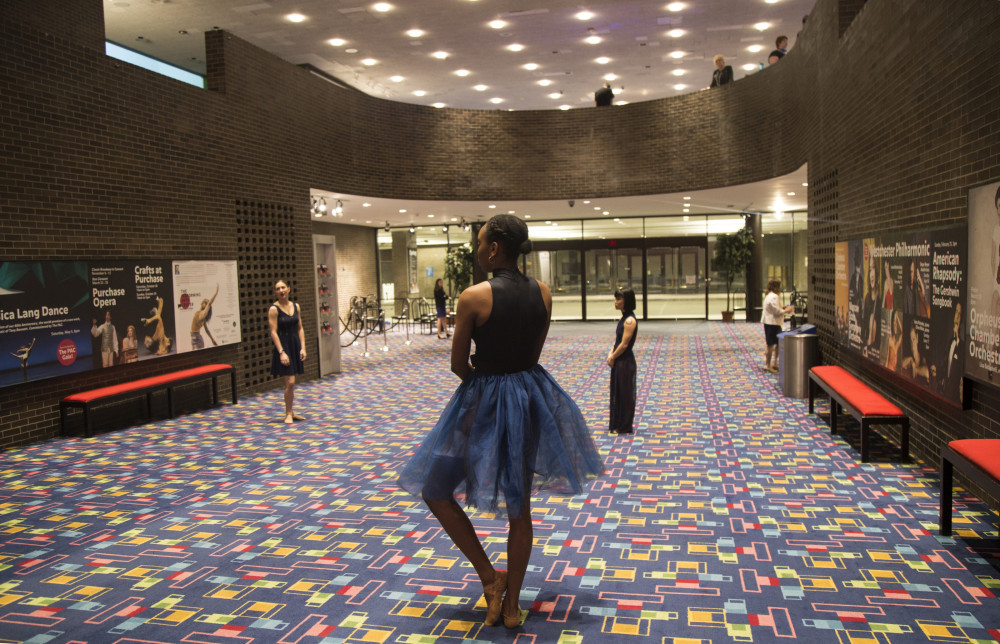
xmin=2 ymin=0 xmax=1000 ymax=481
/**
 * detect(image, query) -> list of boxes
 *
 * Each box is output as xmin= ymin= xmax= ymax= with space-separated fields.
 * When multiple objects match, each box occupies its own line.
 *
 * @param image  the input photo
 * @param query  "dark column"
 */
xmin=746 ymin=213 xmax=762 ymax=322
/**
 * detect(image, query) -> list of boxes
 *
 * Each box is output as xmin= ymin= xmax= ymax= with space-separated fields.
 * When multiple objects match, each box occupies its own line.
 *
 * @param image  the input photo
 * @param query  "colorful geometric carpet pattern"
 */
xmin=1 ymin=322 xmax=998 ymax=644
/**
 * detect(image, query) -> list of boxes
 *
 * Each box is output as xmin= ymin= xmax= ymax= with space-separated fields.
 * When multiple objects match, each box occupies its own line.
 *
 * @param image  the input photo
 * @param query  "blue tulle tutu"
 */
xmin=397 ymin=364 xmax=604 ymax=517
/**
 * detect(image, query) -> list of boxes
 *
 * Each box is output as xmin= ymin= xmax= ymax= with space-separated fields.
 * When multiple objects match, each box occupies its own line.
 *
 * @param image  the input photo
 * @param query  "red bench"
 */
xmin=808 ymin=365 xmax=909 ymax=463
xmin=60 ymin=364 xmax=237 ymax=437
xmin=940 ymin=439 xmax=1000 ymax=536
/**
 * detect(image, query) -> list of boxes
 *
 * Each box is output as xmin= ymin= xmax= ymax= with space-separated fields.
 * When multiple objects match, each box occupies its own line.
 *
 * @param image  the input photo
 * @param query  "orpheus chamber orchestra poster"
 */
xmin=965 ymin=180 xmax=1000 ymax=386
xmin=834 ymin=226 xmax=966 ymax=405
xmin=0 ymin=259 xmax=240 ymax=388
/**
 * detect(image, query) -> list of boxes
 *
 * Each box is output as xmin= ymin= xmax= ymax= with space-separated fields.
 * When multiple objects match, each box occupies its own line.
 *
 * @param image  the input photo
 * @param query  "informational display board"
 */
xmin=965 ymin=180 xmax=1000 ymax=385
xmin=0 ymin=259 xmax=240 ymax=388
xmin=833 ymin=227 xmax=966 ymax=405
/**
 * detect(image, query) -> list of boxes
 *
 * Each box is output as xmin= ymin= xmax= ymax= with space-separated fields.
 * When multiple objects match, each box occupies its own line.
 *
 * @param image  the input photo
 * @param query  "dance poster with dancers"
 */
xmin=171 ymin=261 xmax=242 ymax=353
xmin=0 ymin=261 xmax=93 ymax=387
xmin=89 ymin=261 xmax=176 ymax=364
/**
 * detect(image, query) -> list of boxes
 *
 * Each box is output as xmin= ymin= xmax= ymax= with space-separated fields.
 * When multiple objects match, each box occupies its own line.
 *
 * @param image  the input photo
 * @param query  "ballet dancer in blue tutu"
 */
xmin=397 ymin=214 xmax=604 ymax=628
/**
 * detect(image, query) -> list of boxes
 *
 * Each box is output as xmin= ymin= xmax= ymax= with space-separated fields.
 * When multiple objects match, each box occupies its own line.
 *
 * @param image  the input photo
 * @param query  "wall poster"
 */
xmin=965 ymin=180 xmax=1000 ymax=385
xmin=1 ymin=259 xmax=241 ymax=389
xmin=833 ymin=227 xmax=966 ymax=406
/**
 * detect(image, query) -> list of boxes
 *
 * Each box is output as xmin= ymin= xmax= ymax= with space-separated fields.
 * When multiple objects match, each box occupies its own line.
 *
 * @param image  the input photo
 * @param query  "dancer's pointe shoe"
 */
xmin=503 ymin=604 xmax=522 ymax=629
xmin=483 ymin=570 xmax=507 ymax=626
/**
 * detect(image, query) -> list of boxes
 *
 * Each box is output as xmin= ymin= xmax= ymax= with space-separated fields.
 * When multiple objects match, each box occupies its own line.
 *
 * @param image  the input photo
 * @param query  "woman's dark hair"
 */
xmin=484 ymin=214 xmax=532 ymax=260
xmin=434 ymin=278 xmax=444 ymax=292
xmin=614 ymin=286 xmax=636 ymax=313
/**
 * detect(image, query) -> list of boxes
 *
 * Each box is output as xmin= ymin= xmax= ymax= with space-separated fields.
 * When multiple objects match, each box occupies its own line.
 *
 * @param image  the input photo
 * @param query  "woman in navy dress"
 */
xmin=607 ymin=287 xmax=637 ymax=434
xmin=268 ymin=279 xmax=306 ymax=424
xmin=398 ymin=214 xmax=603 ymax=628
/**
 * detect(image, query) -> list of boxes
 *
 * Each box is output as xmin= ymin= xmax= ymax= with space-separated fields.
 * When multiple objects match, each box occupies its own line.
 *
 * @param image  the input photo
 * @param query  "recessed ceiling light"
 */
xmin=683 ymin=208 xmax=690 ymax=212
xmin=431 ymin=51 xmax=449 ymax=59
xmin=583 ymin=200 xmax=591 ymax=204
xmin=683 ymin=196 xmax=691 ymax=200
xmin=372 ymin=3 xmax=393 ymax=12
xmin=765 ymin=0 xmax=780 ymax=4
xmin=755 ymin=22 xmax=772 ymax=31
xmin=285 ymin=13 xmax=307 ymax=23
xmin=537 ymin=79 xmax=553 ymax=86
xmin=673 ymin=83 xmax=686 ymax=91
xmin=390 ymin=75 xmax=404 ymax=82
xmin=432 ymin=102 xmax=446 ymax=108
xmin=742 ymin=63 xmax=757 ymax=70
xmin=669 ymin=50 xmax=685 ymax=59
xmin=345 ymin=48 xmax=358 ymax=54
xmin=603 ymin=73 xmax=616 ymax=81
xmin=523 ymin=62 xmax=539 ymax=70
xmin=406 ymin=29 xmax=424 ymax=38
xmin=595 ymin=57 xmax=611 ymax=64
xmin=473 ymin=84 xmax=488 ymax=91
xmin=576 ymin=11 xmax=595 ymax=20
xmin=747 ymin=44 xmax=764 ymax=53
xmin=399 ymin=209 xmax=407 ymax=213
xmin=489 ymin=97 xmax=504 ymax=104
xmin=427 ymin=213 xmax=435 ymax=217
xmin=363 ymin=202 xmax=371 ymax=207
xmin=594 ymin=206 xmax=601 ymax=210
xmin=413 ymin=90 xmax=426 ymax=96
xmin=672 ymin=69 xmax=686 ymax=76
xmin=454 ymin=69 xmax=471 ymax=76
xmin=547 ymin=92 xmax=561 ymax=99
xmin=585 ymin=36 xmax=602 ymax=45
xmin=489 ymin=204 xmax=496 ymax=208
xmin=489 ymin=19 xmax=507 ymax=29
xmin=667 ymin=29 xmax=685 ymax=38
xmin=666 ymin=2 xmax=686 ymax=11
xmin=328 ymin=38 xmax=346 ymax=47
xmin=802 ymin=182 xmax=808 ymax=187
xmin=524 ymin=215 xmax=531 ymax=218
xmin=507 ymin=43 xmax=525 ymax=52
xmin=559 ymin=105 xmax=571 ymax=110
xmin=361 ymin=58 xmax=378 ymax=66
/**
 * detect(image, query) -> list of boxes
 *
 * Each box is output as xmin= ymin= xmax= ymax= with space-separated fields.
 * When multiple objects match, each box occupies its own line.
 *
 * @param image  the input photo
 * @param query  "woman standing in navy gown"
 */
xmin=607 ymin=287 xmax=637 ymax=434
xmin=398 ymin=214 xmax=603 ymax=628
xmin=268 ymin=279 xmax=306 ymax=424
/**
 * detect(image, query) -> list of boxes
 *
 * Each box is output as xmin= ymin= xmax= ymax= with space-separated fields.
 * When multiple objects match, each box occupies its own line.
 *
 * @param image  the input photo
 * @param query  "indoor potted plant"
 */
xmin=713 ymin=225 xmax=755 ymax=322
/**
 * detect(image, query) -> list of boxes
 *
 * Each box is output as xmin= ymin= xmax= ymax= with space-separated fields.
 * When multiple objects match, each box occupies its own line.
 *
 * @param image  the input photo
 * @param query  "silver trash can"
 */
xmin=780 ymin=333 xmax=819 ymax=398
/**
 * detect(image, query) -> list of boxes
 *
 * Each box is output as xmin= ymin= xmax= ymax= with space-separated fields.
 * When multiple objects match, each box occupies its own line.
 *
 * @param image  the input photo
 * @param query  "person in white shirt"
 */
xmin=761 ymin=280 xmax=794 ymax=373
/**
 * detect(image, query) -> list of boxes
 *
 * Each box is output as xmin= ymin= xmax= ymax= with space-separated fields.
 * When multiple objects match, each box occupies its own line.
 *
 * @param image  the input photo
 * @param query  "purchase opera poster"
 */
xmin=0 ymin=261 xmax=93 ymax=387
xmin=89 ymin=261 xmax=176 ymax=366
xmin=965 ymin=180 xmax=1000 ymax=385
xmin=172 ymin=261 xmax=242 ymax=352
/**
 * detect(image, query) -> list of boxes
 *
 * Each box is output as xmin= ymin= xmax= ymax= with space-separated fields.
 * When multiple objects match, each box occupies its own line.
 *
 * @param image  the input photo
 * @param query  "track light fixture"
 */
xmin=334 ymin=200 xmax=344 ymax=216
xmin=384 ymin=221 xmax=391 ymax=232
xmin=442 ymin=225 xmax=448 ymax=233
xmin=408 ymin=226 xmax=415 ymax=233
xmin=311 ymin=197 xmax=328 ymax=217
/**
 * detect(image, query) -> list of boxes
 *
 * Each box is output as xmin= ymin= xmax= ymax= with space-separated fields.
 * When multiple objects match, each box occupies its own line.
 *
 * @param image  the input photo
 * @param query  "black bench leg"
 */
xmin=230 ymin=370 xmax=238 ymax=404
xmin=860 ymin=419 xmax=869 ymax=463
xmin=900 ymin=419 xmax=910 ymax=462
xmin=167 ymin=387 xmax=175 ymax=417
xmin=60 ymin=403 xmax=68 ymax=436
xmin=212 ymin=375 xmax=219 ymax=405
xmin=808 ymin=380 xmax=815 ymax=414
xmin=146 ymin=392 xmax=153 ymax=421
xmin=830 ymin=400 xmax=838 ymax=435
xmin=83 ymin=406 xmax=93 ymax=438
xmin=940 ymin=455 xmax=953 ymax=536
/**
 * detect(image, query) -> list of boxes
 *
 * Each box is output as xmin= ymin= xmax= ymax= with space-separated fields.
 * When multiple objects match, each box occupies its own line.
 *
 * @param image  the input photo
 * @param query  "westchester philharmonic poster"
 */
xmin=834 ymin=227 xmax=966 ymax=405
xmin=965 ymin=180 xmax=1000 ymax=385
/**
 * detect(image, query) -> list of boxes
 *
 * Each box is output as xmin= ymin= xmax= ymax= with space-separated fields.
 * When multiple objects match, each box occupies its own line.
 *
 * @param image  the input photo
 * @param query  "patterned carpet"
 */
xmin=1 ymin=322 xmax=998 ymax=643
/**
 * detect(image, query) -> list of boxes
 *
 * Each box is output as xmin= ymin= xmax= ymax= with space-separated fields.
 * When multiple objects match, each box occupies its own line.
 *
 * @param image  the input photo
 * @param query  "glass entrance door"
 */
xmin=646 ymin=245 xmax=707 ymax=318
xmin=585 ymin=247 xmax=644 ymax=320
xmin=524 ymin=249 xmax=582 ymax=320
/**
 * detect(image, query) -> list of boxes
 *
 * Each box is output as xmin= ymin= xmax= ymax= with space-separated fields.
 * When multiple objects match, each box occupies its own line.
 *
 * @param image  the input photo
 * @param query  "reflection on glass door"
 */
xmin=585 ymin=248 xmax=644 ymax=320
xmin=646 ymin=245 xmax=706 ymax=318
xmin=524 ymin=250 xmax=581 ymax=320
